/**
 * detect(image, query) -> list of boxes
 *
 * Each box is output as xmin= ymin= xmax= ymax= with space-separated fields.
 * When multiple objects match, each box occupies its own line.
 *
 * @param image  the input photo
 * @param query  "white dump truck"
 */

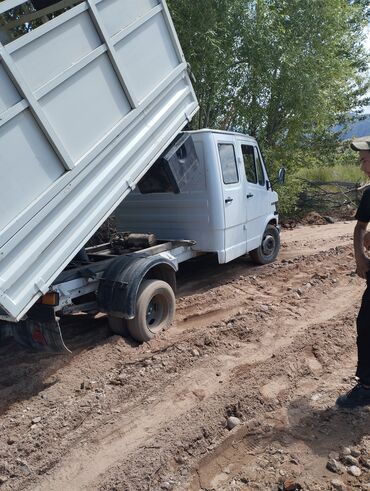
xmin=0 ymin=0 xmax=284 ymax=352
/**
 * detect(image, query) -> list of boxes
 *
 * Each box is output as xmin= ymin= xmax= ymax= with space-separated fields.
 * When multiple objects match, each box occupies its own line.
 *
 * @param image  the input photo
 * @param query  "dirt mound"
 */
xmin=301 ymin=211 xmax=328 ymax=225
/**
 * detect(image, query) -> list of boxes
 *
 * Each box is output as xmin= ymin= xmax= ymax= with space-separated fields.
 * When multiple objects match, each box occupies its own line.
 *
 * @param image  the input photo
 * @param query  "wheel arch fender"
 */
xmin=97 ymin=255 xmax=177 ymax=319
xmin=267 ymin=217 xmax=278 ymax=227
xmin=261 ymin=214 xmax=279 ymax=238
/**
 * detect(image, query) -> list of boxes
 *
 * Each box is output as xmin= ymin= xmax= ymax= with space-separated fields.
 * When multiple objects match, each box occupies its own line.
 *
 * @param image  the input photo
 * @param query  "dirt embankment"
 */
xmin=1 ymin=221 xmax=368 ymax=491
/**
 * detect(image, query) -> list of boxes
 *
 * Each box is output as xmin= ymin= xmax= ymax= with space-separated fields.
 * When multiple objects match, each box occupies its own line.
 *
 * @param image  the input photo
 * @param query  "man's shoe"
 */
xmin=336 ymin=383 xmax=370 ymax=408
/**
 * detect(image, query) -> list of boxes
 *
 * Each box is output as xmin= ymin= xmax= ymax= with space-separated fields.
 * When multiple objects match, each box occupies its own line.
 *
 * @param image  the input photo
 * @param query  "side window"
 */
xmin=255 ymin=149 xmax=266 ymax=186
xmin=218 ymin=144 xmax=239 ymax=184
xmin=242 ymin=145 xmax=257 ymax=184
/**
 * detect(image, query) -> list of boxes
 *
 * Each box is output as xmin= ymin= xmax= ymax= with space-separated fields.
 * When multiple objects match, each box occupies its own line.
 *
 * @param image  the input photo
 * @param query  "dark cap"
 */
xmin=350 ymin=136 xmax=370 ymax=151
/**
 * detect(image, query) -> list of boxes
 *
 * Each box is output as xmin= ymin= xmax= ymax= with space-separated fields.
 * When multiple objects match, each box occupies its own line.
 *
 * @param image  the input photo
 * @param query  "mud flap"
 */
xmin=12 ymin=305 xmax=71 ymax=354
xmin=0 ymin=322 xmax=13 ymax=344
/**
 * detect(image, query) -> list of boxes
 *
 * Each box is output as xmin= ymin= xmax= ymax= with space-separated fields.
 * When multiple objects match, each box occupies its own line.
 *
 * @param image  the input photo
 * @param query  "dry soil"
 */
xmin=1 ymin=220 xmax=369 ymax=491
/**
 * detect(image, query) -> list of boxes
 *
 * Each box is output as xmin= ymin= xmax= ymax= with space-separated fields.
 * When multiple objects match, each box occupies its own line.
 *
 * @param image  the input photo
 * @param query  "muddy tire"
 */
xmin=127 ymin=280 xmax=175 ymax=343
xmin=108 ymin=316 xmax=129 ymax=337
xmin=250 ymin=225 xmax=280 ymax=265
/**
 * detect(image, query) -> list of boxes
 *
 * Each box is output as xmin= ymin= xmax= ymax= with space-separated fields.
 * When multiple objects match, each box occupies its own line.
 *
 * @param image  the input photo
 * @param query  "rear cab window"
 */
xmin=218 ymin=144 xmax=238 ymax=184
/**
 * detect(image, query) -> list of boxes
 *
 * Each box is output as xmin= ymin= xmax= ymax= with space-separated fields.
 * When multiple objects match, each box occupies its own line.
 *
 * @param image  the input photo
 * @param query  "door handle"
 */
xmin=246 ymin=193 xmax=254 ymax=199
xmin=225 ymin=197 xmax=233 ymax=203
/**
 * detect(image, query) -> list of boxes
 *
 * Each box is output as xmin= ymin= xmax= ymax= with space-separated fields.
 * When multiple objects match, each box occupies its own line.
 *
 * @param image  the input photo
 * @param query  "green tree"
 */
xmin=168 ymin=0 xmax=370 ymax=216
xmin=168 ymin=0 xmax=370 ymax=157
xmin=168 ymin=0 xmax=240 ymax=129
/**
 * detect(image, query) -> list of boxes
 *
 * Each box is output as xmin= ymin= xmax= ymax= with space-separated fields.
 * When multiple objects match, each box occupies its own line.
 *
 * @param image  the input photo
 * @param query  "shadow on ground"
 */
xmin=284 ymin=395 xmax=370 ymax=457
xmin=0 ymin=315 xmax=138 ymax=415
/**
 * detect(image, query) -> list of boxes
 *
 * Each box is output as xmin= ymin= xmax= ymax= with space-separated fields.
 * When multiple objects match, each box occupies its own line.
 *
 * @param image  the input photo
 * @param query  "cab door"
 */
xmin=237 ymin=142 xmax=270 ymax=251
xmin=217 ymin=139 xmax=247 ymax=262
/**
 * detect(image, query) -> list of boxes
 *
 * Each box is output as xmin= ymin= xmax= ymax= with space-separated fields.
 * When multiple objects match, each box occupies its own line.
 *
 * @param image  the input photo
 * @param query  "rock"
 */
xmin=175 ymin=455 xmax=186 ymax=464
xmin=348 ymin=465 xmax=361 ymax=477
xmin=351 ymin=448 xmax=361 ymax=457
xmin=204 ymin=335 xmax=212 ymax=346
xmin=359 ymin=455 xmax=370 ymax=468
xmin=161 ymin=482 xmax=172 ymax=490
xmin=32 ymin=417 xmax=41 ymax=424
xmin=331 ymin=479 xmax=346 ymax=491
xmin=16 ymin=459 xmax=31 ymax=476
xmin=329 ymin=452 xmax=340 ymax=460
xmin=342 ymin=447 xmax=351 ymax=456
xmin=260 ymin=304 xmax=269 ymax=312
xmin=283 ymin=479 xmax=302 ymax=490
xmin=81 ymin=380 xmax=92 ymax=390
xmin=343 ymin=455 xmax=359 ymax=466
xmin=191 ymin=348 xmax=200 ymax=357
xmin=0 ymin=475 xmax=8 ymax=485
xmin=324 ymin=216 xmax=335 ymax=224
xmin=7 ymin=437 xmax=15 ymax=445
xmin=327 ymin=459 xmax=346 ymax=474
xmin=226 ymin=416 xmax=241 ymax=430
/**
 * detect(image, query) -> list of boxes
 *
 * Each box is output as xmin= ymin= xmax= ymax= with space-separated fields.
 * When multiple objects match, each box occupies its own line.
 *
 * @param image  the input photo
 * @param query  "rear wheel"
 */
xmin=250 ymin=224 xmax=280 ymax=265
xmin=127 ymin=280 xmax=175 ymax=342
xmin=108 ymin=316 xmax=129 ymax=337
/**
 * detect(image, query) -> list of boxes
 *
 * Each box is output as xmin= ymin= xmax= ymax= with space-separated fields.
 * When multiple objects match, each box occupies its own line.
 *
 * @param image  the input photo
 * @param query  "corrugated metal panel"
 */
xmin=0 ymin=0 xmax=198 ymax=320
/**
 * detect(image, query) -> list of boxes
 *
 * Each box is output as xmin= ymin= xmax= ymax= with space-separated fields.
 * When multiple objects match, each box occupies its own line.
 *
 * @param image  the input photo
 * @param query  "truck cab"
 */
xmin=116 ymin=129 xmax=280 ymax=265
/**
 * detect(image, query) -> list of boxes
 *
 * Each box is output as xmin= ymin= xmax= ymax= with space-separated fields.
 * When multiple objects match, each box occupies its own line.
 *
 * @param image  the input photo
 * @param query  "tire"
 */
xmin=127 ymin=280 xmax=175 ymax=343
xmin=250 ymin=224 xmax=280 ymax=265
xmin=108 ymin=316 xmax=129 ymax=337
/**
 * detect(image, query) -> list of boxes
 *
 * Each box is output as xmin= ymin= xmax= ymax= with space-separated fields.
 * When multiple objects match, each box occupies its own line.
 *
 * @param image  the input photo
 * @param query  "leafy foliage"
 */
xmin=169 ymin=0 xmax=369 ymax=146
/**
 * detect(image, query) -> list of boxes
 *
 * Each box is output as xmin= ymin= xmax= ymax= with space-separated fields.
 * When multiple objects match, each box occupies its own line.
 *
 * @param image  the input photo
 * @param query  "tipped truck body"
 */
xmin=0 ymin=0 xmax=198 ymax=321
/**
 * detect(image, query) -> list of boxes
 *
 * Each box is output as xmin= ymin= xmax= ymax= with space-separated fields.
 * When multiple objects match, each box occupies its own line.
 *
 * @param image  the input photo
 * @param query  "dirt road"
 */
xmin=1 ymin=220 xmax=369 ymax=491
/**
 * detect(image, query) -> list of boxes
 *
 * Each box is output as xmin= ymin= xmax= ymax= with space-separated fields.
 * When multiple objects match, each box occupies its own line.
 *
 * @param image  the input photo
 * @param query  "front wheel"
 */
xmin=127 ymin=280 xmax=175 ymax=343
xmin=250 ymin=224 xmax=280 ymax=265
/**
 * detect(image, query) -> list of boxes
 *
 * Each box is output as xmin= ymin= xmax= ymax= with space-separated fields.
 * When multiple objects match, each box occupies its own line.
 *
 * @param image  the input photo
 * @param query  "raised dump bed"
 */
xmin=0 ymin=0 xmax=198 ymax=321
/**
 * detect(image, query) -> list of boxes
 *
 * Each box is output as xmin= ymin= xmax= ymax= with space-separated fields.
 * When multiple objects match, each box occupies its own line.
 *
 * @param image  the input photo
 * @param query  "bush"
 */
xmin=275 ymin=164 xmax=364 ymax=218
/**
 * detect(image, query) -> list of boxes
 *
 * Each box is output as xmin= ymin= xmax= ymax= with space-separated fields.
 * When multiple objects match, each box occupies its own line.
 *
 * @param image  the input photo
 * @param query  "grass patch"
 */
xmin=296 ymin=164 xmax=364 ymax=184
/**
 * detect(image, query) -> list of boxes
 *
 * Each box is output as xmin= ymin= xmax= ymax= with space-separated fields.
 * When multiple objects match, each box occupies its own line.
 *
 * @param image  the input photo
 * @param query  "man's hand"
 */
xmin=354 ymin=221 xmax=370 ymax=279
xmin=356 ymin=257 xmax=370 ymax=279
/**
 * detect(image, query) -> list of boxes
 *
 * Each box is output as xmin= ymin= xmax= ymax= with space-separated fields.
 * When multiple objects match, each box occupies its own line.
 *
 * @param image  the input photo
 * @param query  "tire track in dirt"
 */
xmin=32 ymin=259 xmax=361 ymax=490
xmin=96 ymin=295 xmax=362 ymax=491
xmin=185 ymin=319 xmax=362 ymax=491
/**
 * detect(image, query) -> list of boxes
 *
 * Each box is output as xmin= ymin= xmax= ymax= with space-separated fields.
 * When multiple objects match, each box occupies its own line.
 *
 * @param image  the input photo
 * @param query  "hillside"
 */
xmin=336 ymin=114 xmax=370 ymax=139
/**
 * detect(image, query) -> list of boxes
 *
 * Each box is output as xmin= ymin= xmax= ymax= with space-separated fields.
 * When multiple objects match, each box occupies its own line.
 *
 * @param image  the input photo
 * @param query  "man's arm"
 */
xmin=354 ymin=220 xmax=370 ymax=278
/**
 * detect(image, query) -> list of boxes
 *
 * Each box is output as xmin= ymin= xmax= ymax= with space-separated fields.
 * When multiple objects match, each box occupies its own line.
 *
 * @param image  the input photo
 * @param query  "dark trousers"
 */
xmin=356 ymin=278 xmax=370 ymax=385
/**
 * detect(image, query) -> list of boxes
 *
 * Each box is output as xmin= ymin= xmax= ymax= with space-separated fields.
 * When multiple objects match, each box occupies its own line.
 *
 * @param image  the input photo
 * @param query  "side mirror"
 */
xmin=277 ymin=167 xmax=286 ymax=185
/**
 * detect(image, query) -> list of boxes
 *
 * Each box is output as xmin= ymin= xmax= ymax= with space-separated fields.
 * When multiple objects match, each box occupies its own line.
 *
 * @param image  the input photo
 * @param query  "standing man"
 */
xmin=337 ymin=136 xmax=370 ymax=408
